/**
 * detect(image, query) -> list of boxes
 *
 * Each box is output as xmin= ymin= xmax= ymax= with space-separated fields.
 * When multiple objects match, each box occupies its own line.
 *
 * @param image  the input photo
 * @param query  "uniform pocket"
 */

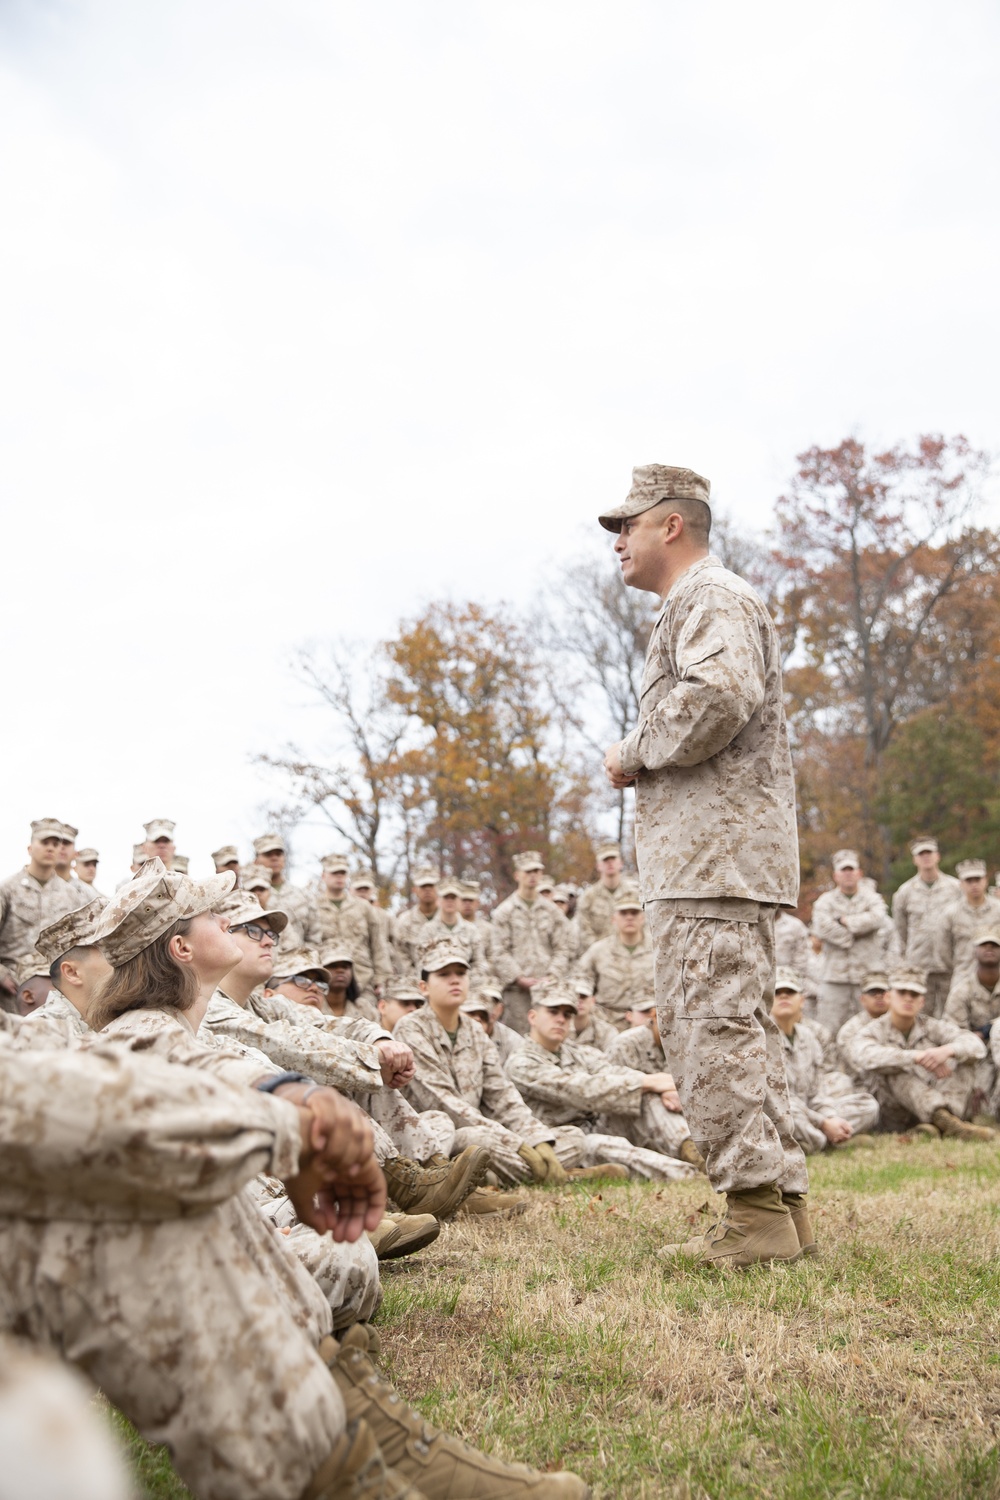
xmin=678 ymin=919 xmax=755 ymax=1019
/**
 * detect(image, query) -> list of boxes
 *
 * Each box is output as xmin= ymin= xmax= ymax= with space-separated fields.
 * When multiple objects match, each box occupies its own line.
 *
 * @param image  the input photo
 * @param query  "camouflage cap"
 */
xmin=320 ymin=944 xmax=355 ymax=967
xmin=384 ymin=975 xmax=425 ymax=1003
xmin=460 ymin=994 xmax=491 ymax=1015
xmin=628 ymin=996 xmax=656 ymax=1013
xmin=75 ymin=847 xmax=99 ymax=863
xmin=270 ymin=949 xmax=328 ymax=984
xmin=614 ymin=890 xmax=643 ymax=911
xmin=861 ymin=971 xmax=890 ymax=992
xmin=832 ymin=849 xmax=860 ymax=871
xmin=478 ymin=978 xmax=504 ymax=1002
xmin=253 ymin=833 xmax=286 ymax=856
xmin=537 ymin=875 xmax=554 ymax=894
xmin=351 ymin=869 xmax=376 ymax=889
xmin=212 ymin=844 xmax=240 ymax=867
xmin=909 ymin=836 xmax=939 ymax=855
xmin=36 ymin=896 xmax=109 ymax=963
xmin=16 ymin=951 xmax=50 ymax=986
xmin=57 ymin=821 xmax=79 ymax=841
xmin=214 ymin=888 xmax=289 ymax=935
xmin=320 ymin=852 xmax=351 ymax=874
xmin=774 ymin=967 xmax=803 ymax=993
xmin=30 ymin=818 xmax=66 ymax=841
xmin=888 ymin=968 xmax=927 ymax=994
xmin=551 ymin=884 xmax=572 ymax=904
xmin=143 ymin=819 xmax=176 ymax=842
xmin=242 ymin=864 xmax=273 ymax=891
xmin=598 ymin=465 xmax=711 ymax=534
xmin=529 ymin=979 xmax=578 ymax=1012
xmin=438 ymin=877 xmax=462 ymax=897
xmin=419 ymin=938 xmax=469 ymax=974
xmin=572 ymin=976 xmax=594 ymax=997
xmin=92 ymin=859 xmax=236 ymax=968
xmin=513 ymin=851 xmax=544 ymax=872
xmin=956 ymin=858 xmax=988 ymax=879
xmin=974 ymin=930 xmax=1000 ymax=948
xmin=172 ymin=855 xmax=190 ymax=875
xmin=459 ymin=880 xmax=481 ymax=898
xmin=595 ymin=842 xmax=621 ymax=861
xmin=413 ymin=865 xmax=440 ymax=886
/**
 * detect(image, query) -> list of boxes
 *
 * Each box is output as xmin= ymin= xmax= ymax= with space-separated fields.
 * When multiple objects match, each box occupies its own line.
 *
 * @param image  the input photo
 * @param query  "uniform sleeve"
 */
xmin=546 ymin=907 xmax=571 ymax=979
xmin=203 ymin=1008 xmax=384 ymax=1094
xmin=848 ymin=1027 xmax=915 ymax=1075
xmin=811 ymin=896 xmax=853 ymax=949
xmin=891 ymin=886 xmax=910 ymax=953
xmin=476 ymin=1036 xmax=556 ymax=1145
xmin=507 ymin=1049 xmax=645 ymax=1117
xmin=840 ymin=890 xmax=888 ymax=937
xmin=928 ymin=1017 xmax=986 ymax=1062
xmin=575 ymin=891 xmax=601 ymax=953
xmin=619 ymin=591 xmax=766 ymax=776
xmin=369 ymin=906 xmax=393 ymax=989
xmin=489 ymin=905 xmax=521 ymax=988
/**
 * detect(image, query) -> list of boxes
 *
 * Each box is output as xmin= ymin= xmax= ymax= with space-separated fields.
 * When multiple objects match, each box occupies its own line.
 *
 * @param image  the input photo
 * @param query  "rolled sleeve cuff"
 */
xmin=266 ymin=1095 xmax=304 ymax=1180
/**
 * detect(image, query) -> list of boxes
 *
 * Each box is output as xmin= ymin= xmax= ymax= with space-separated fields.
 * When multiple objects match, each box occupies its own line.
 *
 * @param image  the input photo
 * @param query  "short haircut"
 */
xmin=49 ymin=945 xmax=91 ymax=984
xmin=651 ymin=495 xmax=711 ymax=544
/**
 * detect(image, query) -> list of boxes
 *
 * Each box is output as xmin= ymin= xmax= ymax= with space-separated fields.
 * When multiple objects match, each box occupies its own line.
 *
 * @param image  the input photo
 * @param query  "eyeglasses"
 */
xmin=279 ymin=973 xmax=330 ymax=994
xmin=233 ymin=921 xmax=274 ymax=944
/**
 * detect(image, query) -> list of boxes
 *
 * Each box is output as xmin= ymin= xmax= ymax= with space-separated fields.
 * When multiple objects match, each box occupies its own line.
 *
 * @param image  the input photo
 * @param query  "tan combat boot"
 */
xmin=368 ymin=1213 xmax=440 ymax=1261
xmin=321 ymin=1329 xmax=590 ymax=1499
xmin=658 ymin=1183 xmax=801 ymax=1269
xmin=303 ymin=1417 xmax=427 ymax=1499
xmin=781 ymin=1191 xmax=818 ymax=1258
xmin=678 ymin=1139 xmax=707 ymax=1172
xmin=566 ymin=1163 xmax=630 ymax=1182
xmin=382 ymin=1146 xmax=490 ymax=1219
xmin=456 ymin=1186 xmax=528 ymax=1218
xmin=931 ymin=1107 xmax=997 ymax=1142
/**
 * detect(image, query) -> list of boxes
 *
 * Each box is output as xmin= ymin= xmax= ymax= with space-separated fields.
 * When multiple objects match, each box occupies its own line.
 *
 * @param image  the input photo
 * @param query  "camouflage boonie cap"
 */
xmin=271 ymin=948 xmax=328 ymax=983
xmin=242 ymin=865 xmax=273 ymax=891
xmin=909 ymin=836 xmax=938 ymax=855
xmin=888 ymin=968 xmax=927 ymax=994
xmin=31 ymin=817 xmax=66 ymax=841
xmin=974 ymin=930 xmax=1000 ymax=947
xmin=36 ymin=896 xmax=109 ymax=963
xmin=92 ymin=859 xmax=236 ymax=968
xmin=595 ymin=842 xmax=621 ymax=861
xmin=598 ymin=464 xmax=711 ymax=533
xmin=529 ymin=979 xmax=578 ymax=1012
xmin=320 ymin=944 xmax=354 ymax=967
xmin=75 ymin=847 xmax=99 ymax=863
xmin=172 ymin=855 xmax=190 ymax=875
xmin=774 ymin=967 xmax=803 ymax=993
xmin=832 ymin=849 xmax=860 ymax=871
xmin=385 ymin=975 xmax=424 ymax=1003
xmin=212 ymin=844 xmax=240 ymax=866
xmin=16 ymin=951 xmax=50 ymax=986
xmin=419 ymin=938 xmax=469 ymax=973
xmin=513 ymin=850 xmax=544 ymax=872
xmin=57 ymin=821 xmax=79 ymax=841
xmin=614 ymin=890 xmax=643 ymax=911
xmin=253 ymin=833 xmax=286 ymax=856
xmin=956 ymin=858 xmax=987 ymax=879
xmin=144 ymin=819 xmax=176 ymax=841
xmin=215 ymin=888 xmax=289 ymax=935
xmin=413 ymin=865 xmax=440 ymax=886
xmin=320 ymin=852 xmax=351 ymax=874
xmin=861 ymin=971 xmax=889 ymax=992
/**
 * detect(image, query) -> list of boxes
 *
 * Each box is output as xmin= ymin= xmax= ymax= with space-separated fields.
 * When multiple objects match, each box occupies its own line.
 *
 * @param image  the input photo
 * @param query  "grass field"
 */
xmin=115 ymin=1137 xmax=1000 ymax=1499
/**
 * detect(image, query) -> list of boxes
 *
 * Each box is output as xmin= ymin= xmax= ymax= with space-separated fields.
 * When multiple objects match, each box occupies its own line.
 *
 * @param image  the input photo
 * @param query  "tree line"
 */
xmin=260 ymin=434 xmax=999 ymax=912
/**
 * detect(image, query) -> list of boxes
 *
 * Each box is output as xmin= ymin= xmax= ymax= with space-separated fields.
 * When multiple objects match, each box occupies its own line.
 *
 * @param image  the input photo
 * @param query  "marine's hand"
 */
xmin=377 ymin=1038 xmax=415 ymax=1089
xmin=604 ymin=742 xmax=635 ymax=790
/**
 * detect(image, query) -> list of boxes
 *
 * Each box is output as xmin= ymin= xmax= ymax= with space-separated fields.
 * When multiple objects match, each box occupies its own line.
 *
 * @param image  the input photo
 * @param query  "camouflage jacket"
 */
xmin=394 ymin=1005 xmax=553 ymax=1147
xmin=572 ymin=1011 xmax=619 ymax=1053
xmin=774 ymin=912 xmax=812 ymax=987
xmin=489 ymin=893 xmax=572 ymax=987
xmin=21 ymin=987 xmax=90 ymax=1043
xmin=574 ymin=878 xmax=641 ymax=951
xmin=619 ymin=556 xmax=799 ymax=904
xmin=607 ymin=1023 xmax=666 ymax=1075
xmin=777 ymin=1025 xmax=851 ymax=1127
xmin=268 ymin=879 xmax=322 ymax=954
xmin=944 ymin=971 xmax=1000 ymax=1034
xmin=891 ymin=872 xmax=961 ymax=973
xmin=938 ymin=896 xmax=1000 ymax=984
xmin=0 ymin=868 xmax=89 ymax=980
xmin=391 ymin=907 xmax=443 ymax=975
xmin=313 ymin=891 xmax=392 ymax=992
xmin=405 ymin=913 xmax=489 ymax=979
xmin=490 ymin=1020 xmax=524 ymax=1067
xmin=574 ymin=931 xmax=654 ymax=1024
xmin=811 ymin=886 xmax=890 ymax=985
xmin=91 ymin=1007 xmax=280 ymax=1091
xmin=203 ymin=988 xmax=386 ymax=1096
xmin=847 ymin=1011 xmax=986 ymax=1077
xmin=505 ymin=1036 xmax=646 ymax=1127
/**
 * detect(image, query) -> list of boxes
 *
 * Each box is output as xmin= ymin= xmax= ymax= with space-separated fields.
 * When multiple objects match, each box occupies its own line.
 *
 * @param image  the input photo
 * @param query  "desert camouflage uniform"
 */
xmin=774 ymin=911 xmax=813 ymax=1003
xmin=572 ymin=1010 xmax=619 ymax=1052
xmin=321 ymin=992 xmax=381 ymax=1023
xmin=21 ymin=986 xmax=90 ymax=1042
xmin=0 ymin=869 xmax=88 ymax=991
xmin=0 ymin=1034 xmax=346 ymax=1500
xmin=507 ymin=1036 xmax=694 ymax=1180
xmin=944 ymin=970 xmax=1000 ymax=1035
xmin=391 ymin=906 xmax=442 ymax=974
xmin=489 ymin=893 xmax=572 ymax=1035
xmin=605 ymin=1023 xmax=695 ymax=1158
xmin=268 ymin=877 xmax=322 ymax=954
xmin=939 ymin=895 xmax=1000 ymax=995
xmin=314 ymin=891 xmax=392 ymax=994
xmin=574 ymin=930 xmax=655 ymax=1030
xmin=490 ymin=1019 xmax=524 ymax=1067
xmin=619 ymin=554 xmax=808 ymax=1197
xmin=891 ymin=871 xmax=961 ymax=1017
xmin=777 ymin=1024 xmax=878 ymax=1154
xmin=811 ymin=885 xmax=891 ymax=1035
xmin=409 ymin=913 xmax=489 ymax=980
xmin=574 ymin=878 xmax=641 ymax=951
xmin=847 ymin=1012 xmax=987 ymax=1128
xmin=394 ymin=1006 xmax=558 ymax=1183
xmin=833 ymin=1011 xmax=874 ymax=1081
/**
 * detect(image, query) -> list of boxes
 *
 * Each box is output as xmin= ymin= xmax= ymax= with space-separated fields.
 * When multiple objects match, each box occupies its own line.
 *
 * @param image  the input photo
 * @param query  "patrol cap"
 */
xmin=321 ymin=853 xmax=351 ymax=874
xmin=598 ymin=465 xmax=711 ymax=534
xmin=460 ymin=994 xmax=491 ymax=1016
xmin=420 ymin=939 xmax=469 ymax=974
xmin=320 ymin=944 xmax=355 ymax=967
xmin=172 ymin=855 xmax=190 ymax=875
xmin=478 ymin=978 xmax=504 ymax=1002
xmin=271 ymin=949 xmax=328 ymax=984
xmin=774 ymin=967 xmax=803 ymax=993
xmin=537 ymin=875 xmax=554 ymax=894
xmin=595 ymin=842 xmax=621 ymax=861
xmin=513 ymin=851 xmax=544 ymax=872
xmin=551 ymin=884 xmax=572 ymax=904
xmin=93 ymin=859 xmax=236 ymax=968
xmin=974 ymin=930 xmax=1000 ymax=948
xmin=459 ymin=880 xmax=481 ymax=898
xmin=36 ymin=896 xmax=109 ymax=963
xmin=243 ymin=865 xmax=273 ymax=891
xmin=956 ymin=859 xmax=987 ymax=879
xmin=57 ymin=821 xmax=79 ymax=841
xmin=861 ymin=971 xmax=889 ymax=992
xmin=212 ymin=845 xmax=240 ymax=867
xmin=413 ymin=865 xmax=440 ymax=887
xmin=352 ymin=869 xmax=376 ymax=889
xmin=832 ymin=849 xmax=860 ymax=871
xmin=438 ymin=878 xmax=462 ymax=897
xmin=529 ymin=980 xmax=578 ymax=1012
xmin=16 ymin=952 xmax=50 ymax=986
xmin=909 ymin=836 xmax=939 ymax=855
xmin=888 ymin=968 xmax=927 ymax=994
xmin=215 ymin=888 xmax=289 ymax=935
xmin=628 ymin=995 xmax=656 ymax=1013
xmin=614 ymin=891 xmax=643 ymax=911
xmin=384 ymin=976 xmax=425 ymax=1003
xmin=144 ymin=819 xmax=176 ymax=842
xmin=30 ymin=818 xmax=66 ymax=841
xmin=253 ymin=833 xmax=286 ymax=856
xmin=75 ymin=848 xmax=99 ymax=864
xmin=572 ymin=976 xmax=594 ymax=997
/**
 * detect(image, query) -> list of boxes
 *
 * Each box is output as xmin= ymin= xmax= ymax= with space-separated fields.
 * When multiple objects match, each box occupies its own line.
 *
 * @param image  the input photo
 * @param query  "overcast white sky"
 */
xmin=2 ymin=0 xmax=998 ymax=885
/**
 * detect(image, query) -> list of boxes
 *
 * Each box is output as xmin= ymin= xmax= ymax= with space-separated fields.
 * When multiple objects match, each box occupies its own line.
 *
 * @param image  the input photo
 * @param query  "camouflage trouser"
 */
xmin=566 ymin=1126 xmax=697 ymax=1182
xmin=923 ymin=972 xmax=951 ymax=1020
xmin=450 ymin=1122 xmax=533 ymax=1183
xmin=248 ymin=1175 xmax=382 ymax=1329
xmin=600 ymin=1093 xmax=692 ymax=1158
xmin=0 ymin=1189 xmax=344 ymax=1500
xmin=816 ymin=982 xmax=859 ymax=1037
xmin=362 ymin=1090 xmax=456 ymax=1162
xmin=875 ymin=1060 xmax=981 ymax=1125
xmin=646 ymin=899 xmax=809 ymax=1196
xmin=789 ymin=1087 xmax=880 ymax=1154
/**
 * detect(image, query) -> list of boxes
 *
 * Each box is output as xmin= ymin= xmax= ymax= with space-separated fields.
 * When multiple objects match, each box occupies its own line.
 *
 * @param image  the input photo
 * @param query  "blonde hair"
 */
xmin=91 ymin=917 xmax=197 ymax=1030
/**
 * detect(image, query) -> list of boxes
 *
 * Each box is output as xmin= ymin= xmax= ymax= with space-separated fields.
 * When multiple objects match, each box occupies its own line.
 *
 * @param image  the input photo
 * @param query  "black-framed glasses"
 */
xmin=233 ymin=921 xmax=274 ymax=943
xmin=278 ymin=973 xmax=330 ymax=995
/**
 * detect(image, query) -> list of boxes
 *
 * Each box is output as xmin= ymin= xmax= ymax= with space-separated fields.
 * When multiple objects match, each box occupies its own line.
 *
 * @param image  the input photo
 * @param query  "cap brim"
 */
xmin=195 ymin=871 xmax=237 ymax=913
xmin=597 ymin=497 xmax=663 ymax=533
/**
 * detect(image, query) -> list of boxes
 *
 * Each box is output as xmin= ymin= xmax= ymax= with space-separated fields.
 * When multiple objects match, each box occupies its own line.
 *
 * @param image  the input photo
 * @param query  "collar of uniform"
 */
xmin=655 ymin=552 xmax=722 ymax=622
xmin=522 ymin=1035 xmax=569 ymax=1067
